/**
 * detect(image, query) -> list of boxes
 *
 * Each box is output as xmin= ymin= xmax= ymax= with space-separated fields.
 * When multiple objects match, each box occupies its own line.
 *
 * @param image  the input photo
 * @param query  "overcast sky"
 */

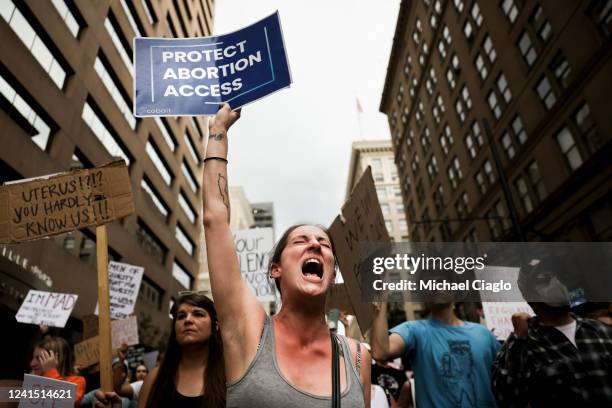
xmin=213 ymin=0 xmax=400 ymax=236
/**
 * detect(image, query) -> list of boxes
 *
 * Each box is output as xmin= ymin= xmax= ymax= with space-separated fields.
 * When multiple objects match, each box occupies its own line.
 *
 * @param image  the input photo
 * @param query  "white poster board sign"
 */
xmin=482 ymin=302 xmax=534 ymax=340
xmin=15 ymin=290 xmax=78 ymax=328
xmin=96 ymin=261 xmax=144 ymax=319
xmin=234 ymin=228 xmax=275 ymax=301
xmin=18 ymin=374 xmax=76 ymax=408
xmin=111 ymin=315 xmax=140 ymax=349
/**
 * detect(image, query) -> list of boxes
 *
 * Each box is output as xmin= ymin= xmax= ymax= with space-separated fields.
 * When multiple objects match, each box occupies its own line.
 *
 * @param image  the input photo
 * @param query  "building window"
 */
xmin=536 ymin=76 xmax=557 ymax=109
xmin=438 ymin=25 xmax=452 ymax=60
xmin=141 ymin=0 xmax=157 ymax=24
xmin=573 ymin=102 xmax=598 ymax=152
xmin=416 ymin=100 xmax=425 ymax=127
xmin=455 ymin=99 xmax=466 ymax=123
xmin=463 ymin=20 xmax=474 ymax=41
xmin=550 ymin=52 xmax=572 ymax=89
xmin=119 ymin=0 xmax=144 ymax=36
xmin=484 ymin=160 xmax=496 ymax=184
xmin=141 ymin=177 xmax=169 ymax=217
xmin=513 ymin=115 xmax=528 ymax=144
xmin=501 ymin=133 xmax=516 ymax=159
xmin=82 ymin=101 xmax=131 ymax=164
xmin=440 ymin=125 xmax=454 ymax=156
xmin=105 ymin=13 xmax=133 ymax=71
xmin=461 ymin=85 xmax=473 ymax=109
xmin=178 ymin=191 xmax=196 ymax=223
xmin=488 ymin=91 xmax=502 ymax=120
xmin=475 ymin=54 xmax=488 ymax=80
xmin=396 ymin=203 xmax=405 ymax=216
xmin=146 ymin=141 xmax=172 ymax=185
xmin=518 ymin=31 xmax=537 ymax=66
xmin=447 ymin=156 xmax=463 ymax=189
xmin=446 ymin=67 xmax=457 ymax=90
xmin=176 ymin=223 xmax=194 ymax=255
xmin=515 ymin=176 xmax=533 ymax=213
xmin=532 ymin=5 xmax=552 ymax=41
xmin=404 ymin=54 xmax=412 ymax=77
xmin=427 ymin=154 xmax=439 ymax=181
xmin=377 ymin=187 xmax=387 ymax=199
xmin=455 ymin=191 xmax=471 ymax=217
xmin=154 ymin=117 xmax=176 ymax=151
xmin=487 ymin=200 xmax=510 ymax=239
xmin=411 ymin=153 xmax=420 ymax=173
xmin=497 ymin=73 xmax=512 ymax=103
xmin=501 ymin=0 xmax=520 ymax=24
xmin=0 ymin=73 xmax=52 ymax=151
xmin=453 ymin=0 xmax=465 ymax=13
xmin=474 ymin=171 xmax=487 ymax=195
xmin=556 ymin=127 xmax=583 ymax=170
xmin=51 ymin=0 xmax=83 ymax=37
xmin=587 ymin=0 xmax=612 ymax=37
xmin=421 ymin=127 xmax=432 ymax=153
xmin=381 ymin=204 xmax=390 ymax=216
xmin=1 ymin=1 xmax=68 ymax=88
xmin=433 ymin=95 xmax=445 ymax=124
xmin=374 ymin=172 xmax=384 ymax=182
xmin=397 ymin=84 xmax=404 ymax=104
xmin=182 ymin=161 xmax=198 ymax=192
xmin=412 ymin=18 xmax=423 ymax=44
xmin=184 ymin=133 xmax=200 ymax=163
xmin=172 ymin=261 xmax=192 ymax=289
xmin=470 ymin=2 xmax=483 ymax=26
xmin=94 ymin=54 xmax=136 ymax=130
xmin=527 ymin=161 xmax=547 ymax=201
xmin=136 ymin=220 xmax=166 ymax=264
xmin=406 ymin=128 xmax=415 ymax=147
xmin=483 ymin=35 xmax=497 ymax=63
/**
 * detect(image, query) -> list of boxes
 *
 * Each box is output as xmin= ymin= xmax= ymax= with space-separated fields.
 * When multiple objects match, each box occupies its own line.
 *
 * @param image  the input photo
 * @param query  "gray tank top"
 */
xmin=227 ymin=317 xmax=365 ymax=407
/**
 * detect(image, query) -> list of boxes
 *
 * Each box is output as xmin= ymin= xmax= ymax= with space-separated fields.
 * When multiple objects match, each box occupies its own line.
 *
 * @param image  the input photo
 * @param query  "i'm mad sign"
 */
xmin=134 ymin=11 xmax=291 ymax=116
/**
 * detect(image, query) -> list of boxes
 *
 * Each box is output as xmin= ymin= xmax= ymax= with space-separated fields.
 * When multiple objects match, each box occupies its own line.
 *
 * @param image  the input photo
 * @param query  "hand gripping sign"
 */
xmin=134 ymin=11 xmax=291 ymax=116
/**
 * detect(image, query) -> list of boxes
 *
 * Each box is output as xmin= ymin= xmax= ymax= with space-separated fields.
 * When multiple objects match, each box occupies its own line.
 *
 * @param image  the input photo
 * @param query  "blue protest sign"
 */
xmin=134 ymin=11 xmax=291 ymax=116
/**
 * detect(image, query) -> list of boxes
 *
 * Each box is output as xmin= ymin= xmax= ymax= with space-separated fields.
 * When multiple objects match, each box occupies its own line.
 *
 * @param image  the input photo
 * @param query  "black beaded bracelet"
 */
xmin=202 ymin=156 xmax=228 ymax=164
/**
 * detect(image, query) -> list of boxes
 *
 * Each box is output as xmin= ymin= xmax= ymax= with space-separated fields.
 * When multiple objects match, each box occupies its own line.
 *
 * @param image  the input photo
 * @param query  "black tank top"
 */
xmin=163 ymin=391 xmax=205 ymax=408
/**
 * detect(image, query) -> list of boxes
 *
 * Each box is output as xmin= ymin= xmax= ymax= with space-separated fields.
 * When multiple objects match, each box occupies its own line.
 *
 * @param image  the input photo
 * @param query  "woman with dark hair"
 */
xmin=30 ymin=336 xmax=86 ymax=405
xmin=202 ymin=104 xmax=371 ymax=407
xmin=138 ymin=292 xmax=225 ymax=408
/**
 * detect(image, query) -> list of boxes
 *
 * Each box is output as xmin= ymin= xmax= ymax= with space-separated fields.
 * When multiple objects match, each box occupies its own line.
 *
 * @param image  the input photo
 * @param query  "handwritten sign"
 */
xmin=482 ymin=302 xmax=534 ymax=340
xmin=134 ymin=11 xmax=291 ymax=116
xmin=96 ymin=261 xmax=144 ymax=319
xmin=329 ymin=167 xmax=390 ymax=335
xmin=0 ymin=160 xmax=134 ymax=243
xmin=234 ymin=228 xmax=275 ymax=301
xmin=74 ymin=336 xmax=100 ymax=367
xmin=111 ymin=315 xmax=139 ymax=349
xmin=15 ymin=290 xmax=78 ymax=328
xmin=18 ymin=374 xmax=76 ymax=408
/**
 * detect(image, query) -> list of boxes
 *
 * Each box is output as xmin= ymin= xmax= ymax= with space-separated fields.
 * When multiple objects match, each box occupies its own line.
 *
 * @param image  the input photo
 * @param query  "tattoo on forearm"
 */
xmin=217 ymin=173 xmax=230 ymax=215
xmin=209 ymin=133 xmax=225 ymax=141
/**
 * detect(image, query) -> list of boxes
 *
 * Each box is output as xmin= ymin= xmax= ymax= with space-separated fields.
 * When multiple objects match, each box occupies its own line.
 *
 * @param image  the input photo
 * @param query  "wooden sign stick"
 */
xmin=96 ymin=224 xmax=113 ymax=399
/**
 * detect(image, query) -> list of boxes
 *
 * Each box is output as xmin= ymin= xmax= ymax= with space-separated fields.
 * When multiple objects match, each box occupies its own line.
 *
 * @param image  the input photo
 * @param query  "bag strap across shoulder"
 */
xmin=331 ymin=331 xmax=341 ymax=408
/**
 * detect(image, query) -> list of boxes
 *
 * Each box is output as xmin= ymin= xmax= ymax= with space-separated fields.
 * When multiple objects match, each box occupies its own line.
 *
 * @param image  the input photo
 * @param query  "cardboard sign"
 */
xmin=74 ymin=336 xmax=100 ymax=367
xmin=482 ymin=302 xmax=534 ymax=340
xmin=329 ymin=167 xmax=390 ymax=335
xmin=234 ymin=228 xmax=275 ymax=301
xmin=0 ymin=160 xmax=134 ymax=243
xmin=326 ymin=283 xmax=354 ymax=314
xmin=18 ymin=374 xmax=76 ymax=408
xmin=111 ymin=315 xmax=139 ymax=349
xmin=96 ymin=261 xmax=144 ymax=319
xmin=15 ymin=290 xmax=78 ymax=328
xmin=82 ymin=315 xmax=139 ymax=346
xmin=134 ymin=11 xmax=291 ymax=116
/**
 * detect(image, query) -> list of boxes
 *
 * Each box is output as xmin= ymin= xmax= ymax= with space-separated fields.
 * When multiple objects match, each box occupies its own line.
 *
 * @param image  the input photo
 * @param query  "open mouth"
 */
xmin=302 ymin=258 xmax=323 ymax=280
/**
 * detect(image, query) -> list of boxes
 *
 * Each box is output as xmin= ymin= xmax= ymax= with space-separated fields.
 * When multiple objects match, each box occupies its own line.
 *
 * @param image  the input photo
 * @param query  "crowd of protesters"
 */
xmin=3 ymin=105 xmax=612 ymax=408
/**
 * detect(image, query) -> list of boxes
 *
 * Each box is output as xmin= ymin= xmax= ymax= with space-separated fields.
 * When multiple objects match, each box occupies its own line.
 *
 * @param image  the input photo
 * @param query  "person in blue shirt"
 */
xmin=371 ymin=301 xmax=500 ymax=408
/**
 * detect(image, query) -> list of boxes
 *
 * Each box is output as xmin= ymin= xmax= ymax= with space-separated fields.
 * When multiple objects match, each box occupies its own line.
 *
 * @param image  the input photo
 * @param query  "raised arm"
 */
xmin=370 ymin=302 xmax=406 ymax=362
xmin=201 ymin=104 xmax=267 ymax=380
